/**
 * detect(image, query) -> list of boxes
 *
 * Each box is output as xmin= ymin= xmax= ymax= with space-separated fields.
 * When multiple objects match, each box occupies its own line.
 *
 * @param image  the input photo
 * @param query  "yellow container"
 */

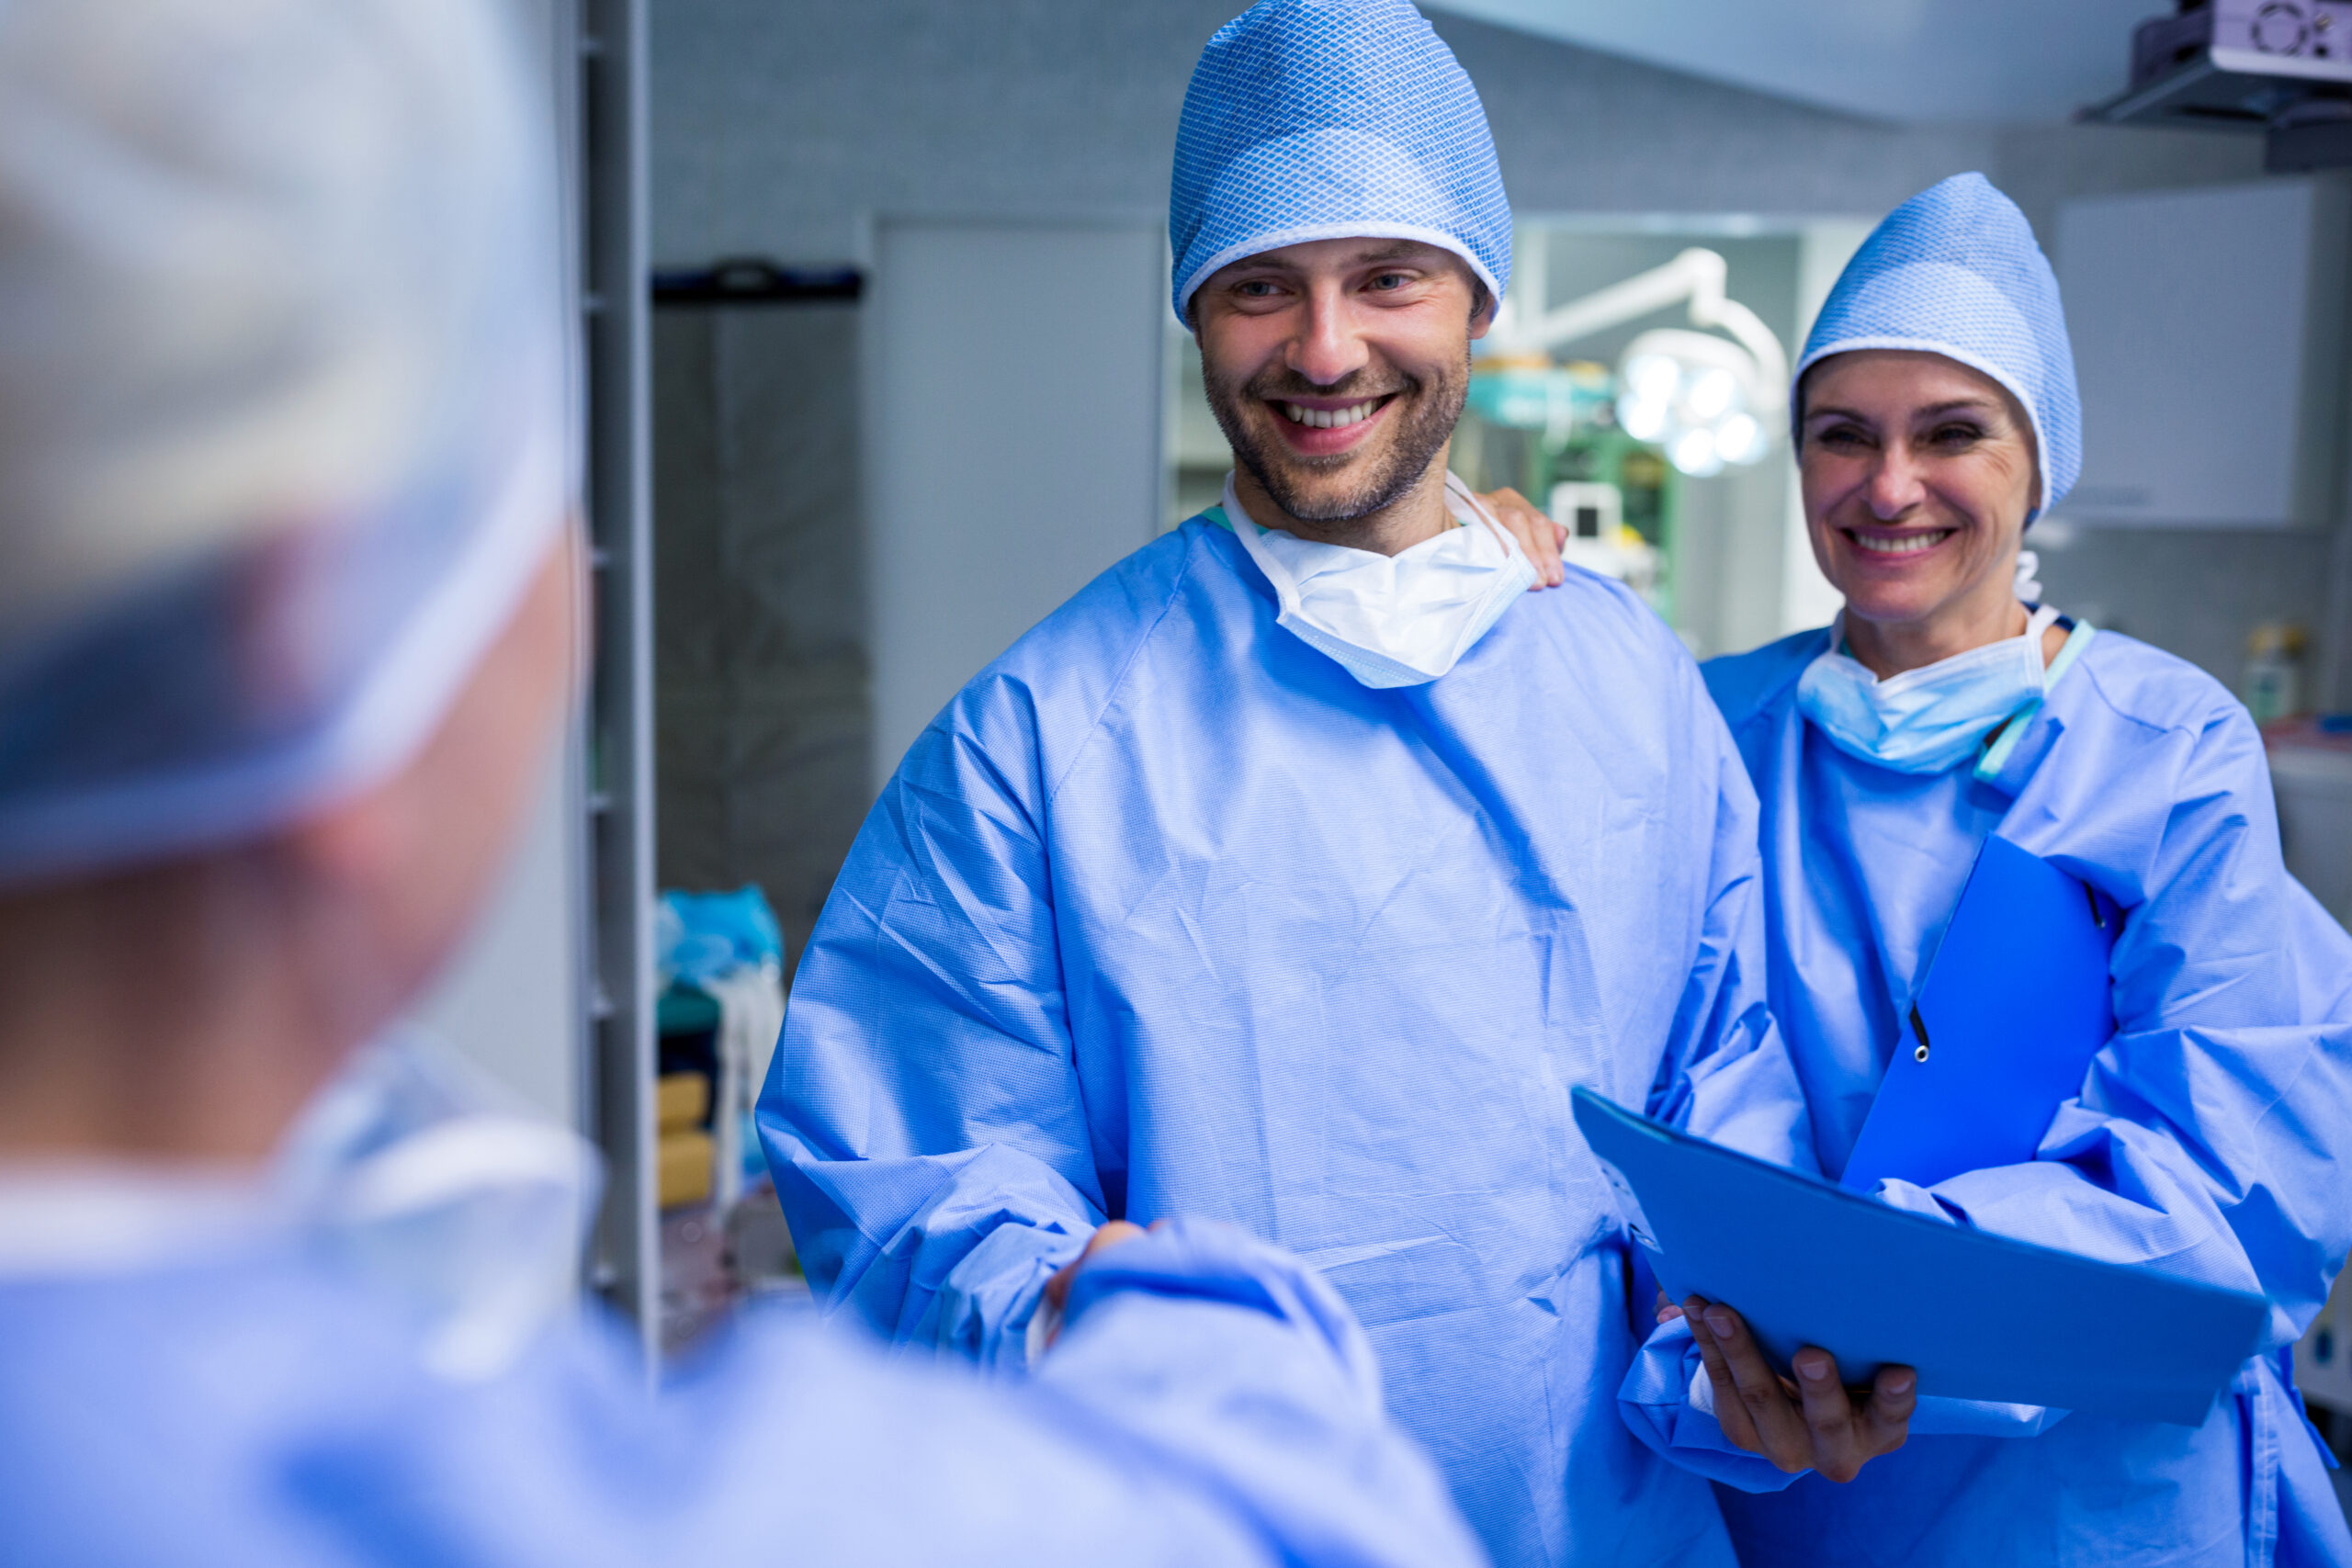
xmin=659 ymin=1129 xmax=716 ymax=1210
xmin=656 ymin=1071 xmax=709 ymax=1134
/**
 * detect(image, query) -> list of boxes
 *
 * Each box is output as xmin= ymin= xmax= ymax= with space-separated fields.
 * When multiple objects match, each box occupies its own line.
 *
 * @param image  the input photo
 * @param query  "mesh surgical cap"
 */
xmin=1797 ymin=172 xmax=2081 ymax=523
xmin=1170 ymin=0 xmax=1511 ymax=323
xmin=0 ymin=0 xmax=569 ymax=887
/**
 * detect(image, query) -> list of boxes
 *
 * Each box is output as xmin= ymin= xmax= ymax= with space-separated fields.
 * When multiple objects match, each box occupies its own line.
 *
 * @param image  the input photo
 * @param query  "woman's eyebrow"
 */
xmin=1911 ymin=399 xmax=1999 ymax=418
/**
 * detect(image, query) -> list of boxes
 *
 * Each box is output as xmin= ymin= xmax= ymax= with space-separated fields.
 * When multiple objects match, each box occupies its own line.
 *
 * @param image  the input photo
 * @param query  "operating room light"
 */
xmin=1611 ymin=328 xmax=1775 ymax=478
xmin=1668 ymin=427 xmax=1722 ymax=478
xmin=1714 ymin=412 xmax=1763 ymax=465
xmin=1684 ymin=367 xmax=1737 ymax=422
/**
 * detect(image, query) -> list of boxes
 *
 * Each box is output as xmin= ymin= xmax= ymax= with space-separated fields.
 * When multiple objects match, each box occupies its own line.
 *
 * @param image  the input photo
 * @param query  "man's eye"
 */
xmin=1368 ymin=272 xmax=1408 ymax=290
xmin=1237 ymin=279 xmax=1277 ymax=298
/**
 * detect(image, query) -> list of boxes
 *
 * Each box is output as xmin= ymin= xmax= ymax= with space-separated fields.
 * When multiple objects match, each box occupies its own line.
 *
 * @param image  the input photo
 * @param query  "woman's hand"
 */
xmin=1476 ymin=486 xmax=1566 ymax=588
xmin=1674 ymin=1296 xmax=1916 ymax=1483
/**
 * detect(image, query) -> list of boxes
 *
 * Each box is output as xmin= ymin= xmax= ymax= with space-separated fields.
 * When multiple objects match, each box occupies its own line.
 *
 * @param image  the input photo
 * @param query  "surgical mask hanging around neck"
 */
xmin=1796 ymin=604 xmax=2061 ymax=774
xmin=1222 ymin=470 xmax=1537 ymax=688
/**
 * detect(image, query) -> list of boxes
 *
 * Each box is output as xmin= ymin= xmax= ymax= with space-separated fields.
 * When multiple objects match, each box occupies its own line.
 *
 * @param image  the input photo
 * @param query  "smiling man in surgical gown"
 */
xmin=755 ymin=4 xmax=1862 ymax=1564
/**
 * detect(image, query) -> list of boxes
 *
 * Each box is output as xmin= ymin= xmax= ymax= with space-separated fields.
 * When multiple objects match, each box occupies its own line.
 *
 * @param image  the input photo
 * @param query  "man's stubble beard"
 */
xmin=1203 ymin=345 xmax=1471 ymax=531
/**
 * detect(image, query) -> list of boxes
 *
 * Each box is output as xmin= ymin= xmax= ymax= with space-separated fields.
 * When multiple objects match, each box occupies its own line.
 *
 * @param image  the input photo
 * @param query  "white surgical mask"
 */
xmin=1796 ymin=604 xmax=2063 ymax=775
xmin=277 ymin=1032 xmax=602 ymax=1382
xmin=1221 ymin=470 xmax=1536 ymax=688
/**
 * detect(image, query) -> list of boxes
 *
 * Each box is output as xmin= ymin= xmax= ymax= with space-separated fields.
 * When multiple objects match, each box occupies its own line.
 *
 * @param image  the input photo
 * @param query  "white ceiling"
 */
xmin=1426 ymin=0 xmax=2159 ymax=125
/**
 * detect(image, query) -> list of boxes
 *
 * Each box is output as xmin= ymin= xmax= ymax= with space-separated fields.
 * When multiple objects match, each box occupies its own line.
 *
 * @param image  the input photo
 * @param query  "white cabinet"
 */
xmin=2056 ymin=179 xmax=2347 ymax=529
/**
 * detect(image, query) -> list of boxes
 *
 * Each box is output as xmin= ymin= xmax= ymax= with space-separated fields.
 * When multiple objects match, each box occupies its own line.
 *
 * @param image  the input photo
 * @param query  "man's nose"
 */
xmin=1284 ymin=281 xmax=1371 ymax=388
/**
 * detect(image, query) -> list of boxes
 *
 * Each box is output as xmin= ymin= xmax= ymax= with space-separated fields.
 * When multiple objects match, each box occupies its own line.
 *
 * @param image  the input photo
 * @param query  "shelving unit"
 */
xmin=564 ymin=0 xmax=659 ymax=1351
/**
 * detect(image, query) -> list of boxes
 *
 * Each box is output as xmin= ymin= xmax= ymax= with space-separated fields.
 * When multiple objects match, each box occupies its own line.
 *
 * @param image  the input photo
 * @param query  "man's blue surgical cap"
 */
xmin=1170 ymin=0 xmax=1510 ymax=323
xmin=1798 ymin=173 xmax=2081 ymax=522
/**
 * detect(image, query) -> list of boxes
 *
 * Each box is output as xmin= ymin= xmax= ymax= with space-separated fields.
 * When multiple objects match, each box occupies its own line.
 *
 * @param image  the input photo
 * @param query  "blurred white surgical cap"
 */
xmin=0 ymin=0 xmax=570 ymax=886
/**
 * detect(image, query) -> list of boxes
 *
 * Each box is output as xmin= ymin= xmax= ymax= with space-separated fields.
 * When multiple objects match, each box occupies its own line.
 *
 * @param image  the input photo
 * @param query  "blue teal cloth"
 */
xmin=1170 ymin=0 xmax=1510 ymax=320
xmin=658 ymin=886 xmax=785 ymax=986
xmin=0 ymin=1217 xmax=1484 ymax=1567
xmin=1798 ymin=174 xmax=2080 ymax=522
xmin=758 ymin=517 xmax=1813 ymax=1568
xmin=1629 ymin=626 xmax=2352 ymax=1566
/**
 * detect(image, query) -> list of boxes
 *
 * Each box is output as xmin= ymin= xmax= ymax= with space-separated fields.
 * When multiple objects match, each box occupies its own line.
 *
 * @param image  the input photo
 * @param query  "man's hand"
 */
xmin=1034 ymin=1220 xmax=1149 ymax=1353
xmin=1679 ymin=1296 xmax=1915 ymax=1483
xmin=1476 ymin=486 xmax=1566 ymax=588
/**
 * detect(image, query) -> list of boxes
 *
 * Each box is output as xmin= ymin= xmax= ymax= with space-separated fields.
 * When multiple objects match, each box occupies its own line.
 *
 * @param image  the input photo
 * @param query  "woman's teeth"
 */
xmin=1850 ymin=529 xmax=1952 ymax=556
xmin=1280 ymin=399 xmax=1381 ymax=429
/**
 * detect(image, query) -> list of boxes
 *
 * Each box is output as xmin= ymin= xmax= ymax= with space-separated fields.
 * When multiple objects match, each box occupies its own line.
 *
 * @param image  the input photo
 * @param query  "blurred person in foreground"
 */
xmin=0 ymin=5 xmax=1487 ymax=1565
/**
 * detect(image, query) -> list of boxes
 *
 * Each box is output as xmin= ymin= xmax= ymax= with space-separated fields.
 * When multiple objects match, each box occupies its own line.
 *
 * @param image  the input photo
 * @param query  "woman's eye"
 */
xmin=1928 ymin=423 xmax=1984 ymax=447
xmin=1815 ymin=426 xmax=1867 ymax=450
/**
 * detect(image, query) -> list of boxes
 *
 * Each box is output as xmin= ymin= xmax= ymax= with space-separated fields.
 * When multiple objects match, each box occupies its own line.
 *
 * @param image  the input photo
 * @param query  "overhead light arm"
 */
xmin=1487 ymin=247 xmax=1788 ymax=412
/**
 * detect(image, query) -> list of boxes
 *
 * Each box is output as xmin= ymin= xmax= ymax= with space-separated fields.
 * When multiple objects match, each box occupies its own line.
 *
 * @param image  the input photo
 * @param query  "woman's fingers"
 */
xmin=1698 ymin=1303 xmax=1817 ymax=1471
xmin=1686 ymin=1301 xmax=1917 ymax=1482
xmin=1682 ymin=1296 xmax=1753 ymax=1449
xmin=1791 ymin=1348 xmax=1867 ymax=1482
xmin=1476 ymin=485 xmax=1566 ymax=587
xmin=1857 ymin=1363 xmax=1917 ymax=1461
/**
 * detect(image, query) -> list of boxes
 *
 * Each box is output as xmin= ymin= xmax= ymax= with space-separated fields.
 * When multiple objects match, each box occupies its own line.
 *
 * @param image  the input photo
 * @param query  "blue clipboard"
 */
xmin=1841 ymin=834 xmax=2119 ymax=1192
xmin=1572 ymin=1089 xmax=2267 ymax=1425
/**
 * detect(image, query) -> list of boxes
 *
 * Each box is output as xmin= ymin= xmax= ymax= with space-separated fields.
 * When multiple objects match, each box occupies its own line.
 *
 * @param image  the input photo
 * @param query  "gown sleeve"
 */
xmin=754 ymin=676 xmax=1102 ymax=1369
xmin=1894 ymin=702 xmax=2352 ymax=1349
xmin=386 ymin=1220 xmax=1487 ymax=1566
xmin=1619 ymin=664 xmax=1826 ymax=1488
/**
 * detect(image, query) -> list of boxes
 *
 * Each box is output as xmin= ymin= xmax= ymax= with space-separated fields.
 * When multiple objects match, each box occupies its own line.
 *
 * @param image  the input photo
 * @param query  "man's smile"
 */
xmin=1262 ymin=390 xmax=1399 ymax=456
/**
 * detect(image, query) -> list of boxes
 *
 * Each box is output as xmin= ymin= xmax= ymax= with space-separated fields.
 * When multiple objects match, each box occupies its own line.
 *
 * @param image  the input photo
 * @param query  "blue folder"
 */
xmin=1572 ymin=1089 xmax=2267 ymax=1425
xmin=1840 ymin=834 xmax=2119 ymax=1192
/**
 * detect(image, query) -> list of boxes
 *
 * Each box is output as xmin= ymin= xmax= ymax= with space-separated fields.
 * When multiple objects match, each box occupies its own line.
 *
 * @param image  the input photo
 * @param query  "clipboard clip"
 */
xmin=1909 ymin=1004 xmax=1931 ymax=1064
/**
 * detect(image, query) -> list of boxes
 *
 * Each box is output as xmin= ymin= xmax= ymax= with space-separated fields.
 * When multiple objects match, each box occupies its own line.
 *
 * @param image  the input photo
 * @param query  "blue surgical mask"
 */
xmin=1797 ymin=604 xmax=2063 ymax=774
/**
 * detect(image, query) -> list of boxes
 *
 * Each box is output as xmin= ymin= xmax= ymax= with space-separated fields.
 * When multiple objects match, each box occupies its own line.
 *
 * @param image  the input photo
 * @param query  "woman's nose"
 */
xmin=1866 ymin=446 xmax=1928 ymax=520
xmin=1285 ymin=284 xmax=1370 ymax=388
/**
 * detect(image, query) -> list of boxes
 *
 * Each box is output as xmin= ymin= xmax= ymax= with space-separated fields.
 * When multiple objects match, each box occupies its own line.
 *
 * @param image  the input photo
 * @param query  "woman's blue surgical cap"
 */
xmin=1170 ymin=0 xmax=1511 ymax=323
xmin=1798 ymin=173 xmax=2081 ymax=522
xmin=0 ymin=0 xmax=567 ymax=888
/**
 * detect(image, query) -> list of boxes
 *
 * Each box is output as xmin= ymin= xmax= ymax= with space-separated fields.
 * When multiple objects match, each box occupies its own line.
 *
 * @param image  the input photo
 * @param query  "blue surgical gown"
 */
xmin=0 ymin=1213 xmax=1484 ymax=1566
xmin=1632 ymin=625 xmax=2352 ymax=1567
xmin=759 ymin=516 xmax=1813 ymax=1568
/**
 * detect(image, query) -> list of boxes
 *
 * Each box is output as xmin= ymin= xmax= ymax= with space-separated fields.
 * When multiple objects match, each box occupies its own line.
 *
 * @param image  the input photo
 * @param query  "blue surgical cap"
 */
xmin=0 ymin=0 xmax=567 ymax=888
xmin=1798 ymin=173 xmax=2081 ymax=522
xmin=1170 ymin=0 xmax=1511 ymax=323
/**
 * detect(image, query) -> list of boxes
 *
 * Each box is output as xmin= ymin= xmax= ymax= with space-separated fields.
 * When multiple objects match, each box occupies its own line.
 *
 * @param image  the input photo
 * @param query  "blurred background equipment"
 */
xmin=1483 ymin=244 xmax=1787 ymax=479
xmin=2084 ymin=0 xmax=2352 ymax=170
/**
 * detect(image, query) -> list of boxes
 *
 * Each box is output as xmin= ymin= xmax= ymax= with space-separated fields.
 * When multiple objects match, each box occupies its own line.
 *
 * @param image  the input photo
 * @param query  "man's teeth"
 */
xmin=1851 ymin=529 xmax=1951 ymax=555
xmin=1281 ymin=399 xmax=1380 ymax=430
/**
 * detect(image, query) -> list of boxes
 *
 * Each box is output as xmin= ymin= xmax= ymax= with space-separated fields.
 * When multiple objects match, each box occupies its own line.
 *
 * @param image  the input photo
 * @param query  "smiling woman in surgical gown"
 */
xmin=1628 ymin=173 xmax=2352 ymax=1567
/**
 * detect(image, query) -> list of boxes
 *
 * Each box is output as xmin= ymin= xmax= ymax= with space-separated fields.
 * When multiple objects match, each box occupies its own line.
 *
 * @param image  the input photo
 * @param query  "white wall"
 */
xmin=405 ymin=741 xmax=583 ymax=1127
xmin=865 ymin=218 xmax=1165 ymax=786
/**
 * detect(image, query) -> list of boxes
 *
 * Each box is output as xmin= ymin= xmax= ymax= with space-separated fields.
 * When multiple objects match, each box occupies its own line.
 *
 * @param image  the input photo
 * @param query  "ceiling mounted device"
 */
xmin=2080 ymin=0 xmax=2352 ymax=170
